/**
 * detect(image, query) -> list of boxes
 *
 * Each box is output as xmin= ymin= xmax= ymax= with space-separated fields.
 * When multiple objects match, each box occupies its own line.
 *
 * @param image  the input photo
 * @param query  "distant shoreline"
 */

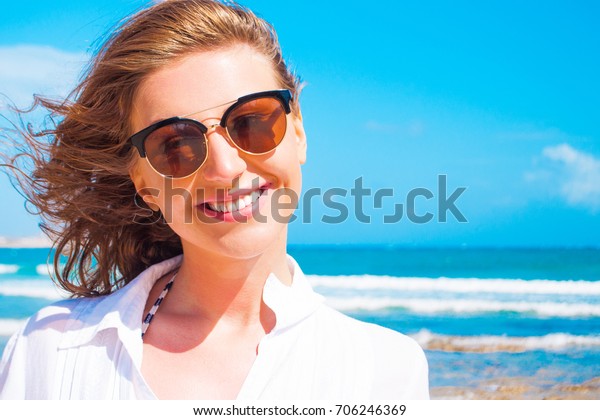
xmin=1 ymin=237 xmax=600 ymax=250
xmin=0 ymin=236 xmax=53 ymax=248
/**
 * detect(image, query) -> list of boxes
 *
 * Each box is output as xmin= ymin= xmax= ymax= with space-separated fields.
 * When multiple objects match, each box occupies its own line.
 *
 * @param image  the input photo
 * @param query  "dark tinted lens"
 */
xmin=226 ymin=97 xmax=287 ymax=153
xmin=144 ymin=121 xmax=207 ymax=177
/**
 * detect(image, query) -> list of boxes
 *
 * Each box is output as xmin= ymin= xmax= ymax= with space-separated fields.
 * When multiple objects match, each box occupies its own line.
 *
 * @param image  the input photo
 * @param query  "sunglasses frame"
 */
xmin=129 ymin=89 xmax=292 ymax=178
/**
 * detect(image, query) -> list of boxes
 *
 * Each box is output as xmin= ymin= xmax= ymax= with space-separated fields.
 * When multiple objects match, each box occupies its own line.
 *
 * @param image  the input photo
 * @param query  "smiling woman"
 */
xmin=0 ymin=0 xmax=428 ymax=400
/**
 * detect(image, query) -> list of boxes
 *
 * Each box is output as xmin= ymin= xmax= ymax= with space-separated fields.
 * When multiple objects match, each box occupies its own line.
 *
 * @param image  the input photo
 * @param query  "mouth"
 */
xmin=198 ymin=184 xmax=270 ymax=216
xmin=205 ymin=189 xmax=267 ymax=213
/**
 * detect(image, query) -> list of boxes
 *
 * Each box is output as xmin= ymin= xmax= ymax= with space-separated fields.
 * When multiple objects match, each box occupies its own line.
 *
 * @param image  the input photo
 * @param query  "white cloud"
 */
xmin=542 ymin=143 xmax=600 ymax=211
xmin=0 ymin=45 xmax=88 ymax=108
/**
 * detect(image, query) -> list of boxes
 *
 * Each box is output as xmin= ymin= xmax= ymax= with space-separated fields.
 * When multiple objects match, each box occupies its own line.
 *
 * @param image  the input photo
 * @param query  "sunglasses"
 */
xmin=129 ymin=89 xmax=292 ymax=178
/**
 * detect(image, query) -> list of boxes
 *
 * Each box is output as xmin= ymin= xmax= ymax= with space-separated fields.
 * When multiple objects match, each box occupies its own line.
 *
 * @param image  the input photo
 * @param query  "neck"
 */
xmin=171 ymin=236 xmax=291 ymax=329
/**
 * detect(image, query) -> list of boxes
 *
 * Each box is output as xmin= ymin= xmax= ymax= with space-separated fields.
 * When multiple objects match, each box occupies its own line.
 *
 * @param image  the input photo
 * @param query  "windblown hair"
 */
xmin=0 ymin=0 xmax=301 ymax=297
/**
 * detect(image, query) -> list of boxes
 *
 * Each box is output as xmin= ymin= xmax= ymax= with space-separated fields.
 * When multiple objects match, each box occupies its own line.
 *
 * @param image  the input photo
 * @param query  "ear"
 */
xmin=129 ymin=160 xmax=161 ymax=212
xmin=291 ymin=110 xmax=307 ymax=164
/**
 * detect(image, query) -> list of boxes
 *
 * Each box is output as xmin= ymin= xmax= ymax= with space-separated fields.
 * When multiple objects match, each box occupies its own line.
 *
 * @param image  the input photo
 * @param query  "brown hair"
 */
xmin=0 ymin=0 xmax=301 ymax=297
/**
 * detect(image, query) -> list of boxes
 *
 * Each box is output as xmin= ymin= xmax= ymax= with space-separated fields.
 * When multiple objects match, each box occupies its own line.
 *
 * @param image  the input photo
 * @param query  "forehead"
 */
xmin=130 ymin=45 xmax=279 ymax=129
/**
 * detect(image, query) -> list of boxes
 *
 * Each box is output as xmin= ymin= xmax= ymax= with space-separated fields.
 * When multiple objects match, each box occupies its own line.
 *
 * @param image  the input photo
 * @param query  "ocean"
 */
xmin=1 ymin=246 xmax=599 ymax=399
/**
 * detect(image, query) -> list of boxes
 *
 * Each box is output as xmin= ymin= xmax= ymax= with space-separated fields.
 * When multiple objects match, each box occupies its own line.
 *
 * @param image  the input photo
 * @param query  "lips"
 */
xmin=204 ymin=189 xmax=266 ymax=213
xmin=199 ymin=184 xmax=270 ymax=215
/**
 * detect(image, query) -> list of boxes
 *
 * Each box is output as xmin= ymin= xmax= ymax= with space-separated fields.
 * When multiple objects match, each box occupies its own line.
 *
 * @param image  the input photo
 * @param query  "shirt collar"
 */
xmin=263 ymin=256 xmax=324 ymax=333
xmin=58 ymin=254 xmax=323 ymax=358
xmin=58 ymin=254 xmax=183 ymax=358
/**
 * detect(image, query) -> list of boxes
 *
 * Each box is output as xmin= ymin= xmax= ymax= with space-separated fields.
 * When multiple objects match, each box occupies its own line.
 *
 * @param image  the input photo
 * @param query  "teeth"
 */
xmin=205 ymin=189 xmax=264 ymax=213
xmin=208 ymin=203 xmax=224 ymax=213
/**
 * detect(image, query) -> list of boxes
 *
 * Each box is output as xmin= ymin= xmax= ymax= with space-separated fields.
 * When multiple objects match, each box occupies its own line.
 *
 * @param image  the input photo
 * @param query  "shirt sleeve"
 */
xmin=368 ymin=324 xmax=430 ymax=399
xmin=0 ymin=325 xmax=28 ymax=399
xmin=0 ymin=302 xmax=74 ymax=400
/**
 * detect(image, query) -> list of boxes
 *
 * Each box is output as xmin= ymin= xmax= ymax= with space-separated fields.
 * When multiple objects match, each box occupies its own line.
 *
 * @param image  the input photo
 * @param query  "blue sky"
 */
xmin=1 ymin=0 xmax=599 ymax=247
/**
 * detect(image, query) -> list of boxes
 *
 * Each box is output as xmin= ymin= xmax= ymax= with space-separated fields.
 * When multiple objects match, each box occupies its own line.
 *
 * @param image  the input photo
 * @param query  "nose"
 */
xmin=200 ymin=124 xmax=246 ymax=185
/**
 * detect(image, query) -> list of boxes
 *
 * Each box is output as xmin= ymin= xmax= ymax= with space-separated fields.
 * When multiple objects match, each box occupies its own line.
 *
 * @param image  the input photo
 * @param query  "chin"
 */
xmin=178 ymin=218 xmax=290 ymax=261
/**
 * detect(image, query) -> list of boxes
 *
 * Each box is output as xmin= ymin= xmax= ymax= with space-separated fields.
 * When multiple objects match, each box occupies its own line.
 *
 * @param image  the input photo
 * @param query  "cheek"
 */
xmin=272 ymin=132 xmax=304 ymax=177
xmin=152 ymin=178 xmax=200 ymax=226
xmin=282 ymin=148 xmax=304 ymax=190
xmin=260 ymin=149 xmax=303 ymax=193
xmin=270 ymin=152 xmax=303 ymax=217
xmin=158 ymin=192 xmax=193 ymax=225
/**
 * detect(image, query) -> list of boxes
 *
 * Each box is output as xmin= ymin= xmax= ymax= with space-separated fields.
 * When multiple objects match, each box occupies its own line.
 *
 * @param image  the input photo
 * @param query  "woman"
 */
xmin=0 ymin=0 xmax=429 ymax=399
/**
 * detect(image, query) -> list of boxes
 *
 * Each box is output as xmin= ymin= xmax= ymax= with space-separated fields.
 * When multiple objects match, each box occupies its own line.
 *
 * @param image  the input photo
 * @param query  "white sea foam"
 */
xmin=324 ymin=297 xmax=600 ymax=317
xmin=411 ymin=329 xmax=600 ymax=352
xmin=3 ymin=270 xmax=600 ymax=320
xmin=0 ymin=281 xmax=65 ymax=300
xmin=308 ymin=275 xmax=600 ymax=296
xmin=0 ymin=319 xmax=26 ymax=336
xmin=0 ymin=264 xmax=19 ymax=275
xmin=36 ymin=263 xmax=54 ymax=276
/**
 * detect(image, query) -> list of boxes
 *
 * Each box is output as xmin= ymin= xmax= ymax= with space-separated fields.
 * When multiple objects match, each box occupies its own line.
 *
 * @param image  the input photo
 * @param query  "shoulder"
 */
xmin=313 ymin=304 xmax=421 ymax=351
xmin=361 ymin=318 xmax=429 ymax=399
xmin=1 ymin=255 xmax=181 ymax=399
xmin=1 ymin=295 xmax=101 ymax=356
xmin=312 ymin=306 xmax=430 ymax=399
xmin=6 ymin=297 xmax=89 ymax=350
xmin=8 ymin=254 xmax=183 ymax=349
xmin=0 ymin=298 xmax=87 ymax=398
xmin=1 ymin=285 xmax=144 ymax=399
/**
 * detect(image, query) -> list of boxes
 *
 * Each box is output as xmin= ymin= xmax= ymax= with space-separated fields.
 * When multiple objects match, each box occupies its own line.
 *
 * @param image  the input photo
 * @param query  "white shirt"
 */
xmin=0 ymin=255 xmax=429 ymax=399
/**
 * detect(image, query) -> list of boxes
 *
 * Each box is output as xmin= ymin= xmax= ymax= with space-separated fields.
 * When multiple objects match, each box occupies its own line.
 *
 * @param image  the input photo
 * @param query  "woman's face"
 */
xmin=129 ymin=45 xmax=306 ymax=259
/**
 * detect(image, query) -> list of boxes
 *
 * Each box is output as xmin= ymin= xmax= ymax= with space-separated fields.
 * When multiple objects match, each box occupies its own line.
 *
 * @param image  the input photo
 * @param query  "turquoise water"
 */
xmin=288 ymin=246 xmax=600 ymax=280
xmin=2 ymin=246 xmax=600 ymax=395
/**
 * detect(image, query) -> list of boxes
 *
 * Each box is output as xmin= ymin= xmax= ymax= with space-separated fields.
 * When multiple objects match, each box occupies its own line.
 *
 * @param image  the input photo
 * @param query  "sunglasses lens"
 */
xmin=144 ymin=122 xmax=207 ymax=178
xmin=226 ymin=97 xmax=287 ymax=154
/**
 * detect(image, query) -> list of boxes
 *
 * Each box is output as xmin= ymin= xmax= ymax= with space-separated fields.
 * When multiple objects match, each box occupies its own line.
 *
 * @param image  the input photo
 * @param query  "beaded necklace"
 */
xmin=141 ymin=271 xmax=177 ymax=339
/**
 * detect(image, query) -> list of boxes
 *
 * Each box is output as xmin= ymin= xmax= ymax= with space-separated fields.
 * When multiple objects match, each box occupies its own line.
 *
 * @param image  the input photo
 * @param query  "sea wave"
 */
xmin=36 ymin=263 xmax=56 ymax=276
xmin=411 ymin=329 xmax=600 ymax=353
xmin=0 ymin=264 xmax=19 ymax=275
xmin=0 ymin=281 xmax=65 ymax=300
xmin=325 ymin=297 xmax=600 ymax=317
xmin=0 ymin=319 xmax=26 ymax=336
xmin=0 ymin=263 xmax=63 ymax=277
xmin=308 ymin=275 xmax=600 ymax=296
xmin=2 ymin=274 xmax=600 ymax=317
